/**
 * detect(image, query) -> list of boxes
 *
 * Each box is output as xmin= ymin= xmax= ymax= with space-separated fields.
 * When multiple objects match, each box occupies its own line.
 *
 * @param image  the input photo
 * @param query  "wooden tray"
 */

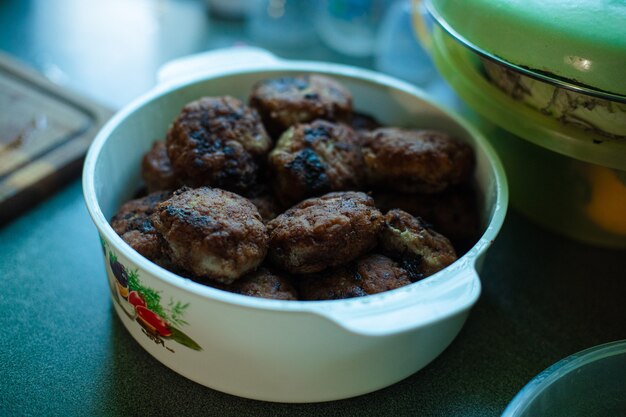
xmin=0 ymin=53 xmax=113 ymax=225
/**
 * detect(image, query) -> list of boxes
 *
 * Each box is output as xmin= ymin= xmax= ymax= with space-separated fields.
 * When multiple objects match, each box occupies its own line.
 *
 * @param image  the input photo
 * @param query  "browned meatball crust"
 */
xmin=373 ymin=185 xmax=480 ymax=253
xmin=166 ymin=96 xmax=272 ymax=194
xmin=299 ymin=266 xmax=368 ymax=300
xmin=362 ymin=128 xmax=474 ymax=193
xmin=152 ymin=187 xmax=268 ymax=284
xmin=110 ymin=191 xmax=172 ymax=266
xmin=298 ymin=254 xmax=411 ymax=300
xmin=268 ymin=120 xmax=365 ymax=205
xmin=380 ymin=209 xmax=457 ymax=281
xmin=141 ymin=140 xmax=180 ymax=193
xmin=267 ymin=191 xmax=384 ymax=274
xmin=227 ymin=267 xmax=298 ymax=300
xmin=356 ymin=253 xmax=412 ymax=294
xmin=249 ymin=74 xmax=352 ymax=138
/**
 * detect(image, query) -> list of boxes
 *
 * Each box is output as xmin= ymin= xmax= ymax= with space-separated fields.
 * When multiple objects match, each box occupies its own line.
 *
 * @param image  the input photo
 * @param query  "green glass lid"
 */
xmin=423 ymin=0 xmax=626 ymax=98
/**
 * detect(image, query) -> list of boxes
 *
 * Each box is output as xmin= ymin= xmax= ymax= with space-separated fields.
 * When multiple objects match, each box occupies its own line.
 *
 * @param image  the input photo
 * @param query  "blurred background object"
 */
xmin=0 ymin=0 xmax=441 ymax=109
xmin=374 ymin=0 xmax=435 ymax=85
xmin=246 ymin=0 xmax=317 ymax=49
xmin=0 ymin=0 xmax=209 ymax=109
xmin=207 ymin=0 xmax=255 ymax=19
xmin=315 ymin=0 xmax=389 ymax=57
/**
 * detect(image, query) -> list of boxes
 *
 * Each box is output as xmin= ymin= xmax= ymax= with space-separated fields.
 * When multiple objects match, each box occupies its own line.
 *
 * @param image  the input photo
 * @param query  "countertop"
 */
xmin=1 ymin=1 xmax=625 ymax=415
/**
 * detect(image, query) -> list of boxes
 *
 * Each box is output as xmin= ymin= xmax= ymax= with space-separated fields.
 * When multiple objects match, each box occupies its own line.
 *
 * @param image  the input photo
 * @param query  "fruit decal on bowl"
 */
xmin=100 ymin=237 xmax=202 ymax=352
xmin=109 ymin=252 xmax=129 ymax=298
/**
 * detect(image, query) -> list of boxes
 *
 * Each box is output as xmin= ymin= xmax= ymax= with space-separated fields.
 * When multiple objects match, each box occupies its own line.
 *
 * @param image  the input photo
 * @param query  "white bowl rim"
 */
xmin=82 ymin=59 xmax=508 ymax=328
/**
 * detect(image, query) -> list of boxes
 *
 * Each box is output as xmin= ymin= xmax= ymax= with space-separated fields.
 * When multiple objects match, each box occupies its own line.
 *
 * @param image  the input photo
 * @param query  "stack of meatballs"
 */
xmin=111 ymin=74 xmax=478 ymax=301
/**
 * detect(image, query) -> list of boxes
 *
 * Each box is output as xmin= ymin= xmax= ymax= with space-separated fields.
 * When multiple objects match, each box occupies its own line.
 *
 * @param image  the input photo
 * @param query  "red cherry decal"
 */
xmin=128 ymin=291 xmax=147 ymax=309
xmin=136 ymin=306 xmax=172 ymax=337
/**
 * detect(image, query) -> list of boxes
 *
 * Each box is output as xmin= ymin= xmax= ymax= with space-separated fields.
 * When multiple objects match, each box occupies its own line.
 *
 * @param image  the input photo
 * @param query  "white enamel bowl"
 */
xmin=83 ymin=49 xmax=508 ymax=403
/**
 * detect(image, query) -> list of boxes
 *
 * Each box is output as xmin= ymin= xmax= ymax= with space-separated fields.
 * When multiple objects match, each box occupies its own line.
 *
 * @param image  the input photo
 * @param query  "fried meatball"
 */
xmin=249 ymin=74 xmax=352 ymax=138
xmin=355 ymin=253 xmax=412 ymax=294
xmin=110 ymin=191 xmax=172 ymax=266
xmin=298 ymin=266 xmax=367 ymax=300
xmin=298 ymin=254 xmax=411 ymax=300
xmin=141 ymin=140 xmax=181 ymax=193
xmin=380 ymin=209 xmax=457 ymax=281
xmin=362 ymin=128 xmax=474 ymax=193
xmin=267 ymin=191 xmax=384 ymax=274
xmin=152 ymin=187 xmax=268 ymax=284
xmin=166 ymin=96 xmax=272 ymax=194
xmin=373 ymin=185 xmax=480 ymax=253
xmin=268 ymin=120 xmax=365 ymax=205
xmin=226 ymin=267 xmax=298 ymax=300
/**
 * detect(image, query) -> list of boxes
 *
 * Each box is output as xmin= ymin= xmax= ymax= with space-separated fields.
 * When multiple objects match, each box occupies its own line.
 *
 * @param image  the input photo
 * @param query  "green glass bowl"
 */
xmin=430 ymin=26 xmax=626 ymax=248
xmin=503 ymin=340 xmax=626 ymax=417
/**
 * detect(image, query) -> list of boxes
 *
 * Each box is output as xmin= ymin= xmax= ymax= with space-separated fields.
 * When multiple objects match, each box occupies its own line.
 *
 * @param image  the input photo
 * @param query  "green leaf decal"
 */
xmin=127 ymin=269 xmax=140 ymax=293
xmin=169 ymin=326 xmax=202 ymax=351
xmin=167 ymin=298 xmax=190 ymax=327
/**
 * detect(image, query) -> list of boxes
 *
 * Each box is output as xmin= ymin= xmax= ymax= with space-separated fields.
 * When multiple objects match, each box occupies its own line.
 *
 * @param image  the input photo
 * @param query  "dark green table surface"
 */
xmin=1 ymin=1 xmax=625 ymax=416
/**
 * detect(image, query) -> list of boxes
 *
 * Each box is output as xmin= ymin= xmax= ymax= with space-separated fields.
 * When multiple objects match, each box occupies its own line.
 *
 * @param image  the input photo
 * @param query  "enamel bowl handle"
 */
xmin=316 ymin=263 xmax=482 ymax=337
xmin=157 ymin=46 xmax=280 ymax=85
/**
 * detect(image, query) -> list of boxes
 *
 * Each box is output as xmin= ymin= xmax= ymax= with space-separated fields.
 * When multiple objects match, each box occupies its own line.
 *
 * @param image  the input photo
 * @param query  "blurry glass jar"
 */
xmin=315 ymin=0 xmax=390 ymax=57
xmin=247 ymin=0 xmax=317 ymax=49
xmin=375 ymin=0 xmax=435 ymax=85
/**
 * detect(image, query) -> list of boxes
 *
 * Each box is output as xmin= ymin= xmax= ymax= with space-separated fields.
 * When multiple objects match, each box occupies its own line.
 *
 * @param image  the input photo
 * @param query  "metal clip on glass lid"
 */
xmin=422 ymin=0 xmax=626 ymax=102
